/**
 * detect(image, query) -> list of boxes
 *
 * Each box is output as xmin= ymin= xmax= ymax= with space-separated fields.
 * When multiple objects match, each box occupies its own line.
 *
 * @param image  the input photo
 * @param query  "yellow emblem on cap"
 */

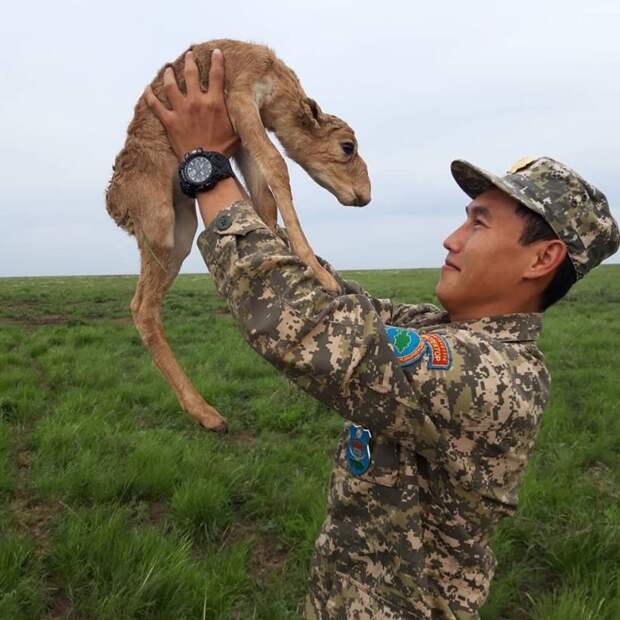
xmin=507 ymin=156 xmax=538 ymax=174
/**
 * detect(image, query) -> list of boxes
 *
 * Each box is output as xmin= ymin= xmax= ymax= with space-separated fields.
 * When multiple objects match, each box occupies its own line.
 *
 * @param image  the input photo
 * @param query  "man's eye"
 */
xmin=474 ymin=218 xmax=485 ymax=226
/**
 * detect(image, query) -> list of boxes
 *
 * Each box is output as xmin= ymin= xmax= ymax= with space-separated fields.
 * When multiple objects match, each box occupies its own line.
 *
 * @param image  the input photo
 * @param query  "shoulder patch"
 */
xmin=385 ymin=325 xmax=452 ymax=371
xmin=422 ymin=333 xmax=452 ymax=370
xmin=385 ymin=325 xmax=426 ymax=367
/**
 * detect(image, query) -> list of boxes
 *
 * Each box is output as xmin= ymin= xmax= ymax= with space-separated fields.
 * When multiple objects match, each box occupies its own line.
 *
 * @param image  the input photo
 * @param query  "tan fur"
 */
xmin=105 ymin=38 xmax=371 ymax=431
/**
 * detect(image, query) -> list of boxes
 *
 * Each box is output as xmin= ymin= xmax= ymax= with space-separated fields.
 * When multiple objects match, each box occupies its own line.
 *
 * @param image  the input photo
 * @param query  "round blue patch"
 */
xmin=385 ymin=325 xmax=427 ymax=367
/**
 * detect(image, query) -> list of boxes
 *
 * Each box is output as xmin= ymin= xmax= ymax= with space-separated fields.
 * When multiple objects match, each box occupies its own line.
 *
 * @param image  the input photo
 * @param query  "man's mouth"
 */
xmin=443 ymin=259 xmax=460 ymax=271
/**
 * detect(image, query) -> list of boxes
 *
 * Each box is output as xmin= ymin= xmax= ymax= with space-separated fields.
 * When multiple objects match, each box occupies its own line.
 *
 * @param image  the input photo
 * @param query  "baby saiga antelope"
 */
xmin=106 ymin=38 xmax=371 ymax=432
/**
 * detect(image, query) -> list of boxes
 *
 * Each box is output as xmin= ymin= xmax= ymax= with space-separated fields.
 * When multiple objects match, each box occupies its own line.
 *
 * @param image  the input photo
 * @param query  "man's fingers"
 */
xmin=163 ymin=66 xmax=183 ymax=108
xmin=143 ymin=85 xmax=172 ymax=124
xmin=208 ymin=49 xmax=225 ymax=96
xmin=184 ymin=50 xmax=201 ymax=96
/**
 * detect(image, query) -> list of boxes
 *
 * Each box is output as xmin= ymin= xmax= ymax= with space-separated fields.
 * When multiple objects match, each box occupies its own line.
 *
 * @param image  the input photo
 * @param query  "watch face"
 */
xmin=186 ymin=156 xmax=212 ymax=183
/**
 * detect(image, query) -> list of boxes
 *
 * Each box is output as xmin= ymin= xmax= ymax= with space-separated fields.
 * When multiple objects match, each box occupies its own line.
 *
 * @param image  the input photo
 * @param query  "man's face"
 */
xmin=436 ymin=188 xmax=534 ymax=319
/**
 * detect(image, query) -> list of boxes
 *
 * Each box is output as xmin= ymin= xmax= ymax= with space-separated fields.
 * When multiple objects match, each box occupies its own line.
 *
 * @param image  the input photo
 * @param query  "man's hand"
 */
xmin=143 ymin=49 xmax=240 ymax=161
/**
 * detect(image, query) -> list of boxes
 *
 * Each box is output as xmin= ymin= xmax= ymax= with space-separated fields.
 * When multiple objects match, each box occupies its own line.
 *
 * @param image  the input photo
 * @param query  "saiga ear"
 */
xmin=300 ymin=97 xmax=322 ymax=129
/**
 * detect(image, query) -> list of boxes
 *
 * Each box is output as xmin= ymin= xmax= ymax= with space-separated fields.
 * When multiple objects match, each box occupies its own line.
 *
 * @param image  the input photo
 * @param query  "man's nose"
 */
xmin=443 ymin=226 xmax=462 ymax=253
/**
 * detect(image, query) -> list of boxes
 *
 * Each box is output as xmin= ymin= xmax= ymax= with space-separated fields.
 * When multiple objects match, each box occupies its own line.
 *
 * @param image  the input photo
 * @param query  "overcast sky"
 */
xmin=2 ymin=0 xmax=620 ymax=277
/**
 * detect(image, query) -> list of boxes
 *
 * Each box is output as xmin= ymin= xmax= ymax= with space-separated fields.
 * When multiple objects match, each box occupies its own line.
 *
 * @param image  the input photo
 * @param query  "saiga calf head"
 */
xmin=268 ymin=95 xmax=372 ymax=207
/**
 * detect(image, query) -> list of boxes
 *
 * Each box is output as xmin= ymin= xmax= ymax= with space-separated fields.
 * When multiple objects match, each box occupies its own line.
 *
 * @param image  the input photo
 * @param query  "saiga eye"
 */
xmin=341 ymin=142 xmax=355 ymax=156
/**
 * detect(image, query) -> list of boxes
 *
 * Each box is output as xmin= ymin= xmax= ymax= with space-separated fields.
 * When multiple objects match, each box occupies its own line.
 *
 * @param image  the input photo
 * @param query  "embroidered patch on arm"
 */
xmin=385 ymin=325 xmax=452 ymax=370
xmin=422 ymin=333 xmax=452 ymax=369
xmin=385 ymin=326 xmax=426 ymax=366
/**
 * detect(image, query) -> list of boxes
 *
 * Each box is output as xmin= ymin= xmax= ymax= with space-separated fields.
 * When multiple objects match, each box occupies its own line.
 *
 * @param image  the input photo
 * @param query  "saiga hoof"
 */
xmin=198 ymin=414 xmax=229 ymax=434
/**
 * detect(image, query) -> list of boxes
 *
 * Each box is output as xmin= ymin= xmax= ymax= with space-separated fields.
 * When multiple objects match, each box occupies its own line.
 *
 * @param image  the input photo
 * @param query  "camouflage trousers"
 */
xmin=303 ymin=569 xmax=407 ymax=620
xmin=302 ymin=567 xmax=482 ymax=620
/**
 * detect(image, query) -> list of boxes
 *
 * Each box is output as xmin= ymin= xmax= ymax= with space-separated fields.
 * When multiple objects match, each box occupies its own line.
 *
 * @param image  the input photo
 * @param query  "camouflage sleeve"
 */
xmin=273 ymin=223 xmax=441 ymax=328
xmin=197 ymin=200 xmax=538 ymax=493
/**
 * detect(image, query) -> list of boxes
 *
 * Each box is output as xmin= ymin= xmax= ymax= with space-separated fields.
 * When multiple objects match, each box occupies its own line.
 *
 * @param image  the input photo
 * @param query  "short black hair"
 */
xmin=514 ymin=203 xmax=577 ymax=311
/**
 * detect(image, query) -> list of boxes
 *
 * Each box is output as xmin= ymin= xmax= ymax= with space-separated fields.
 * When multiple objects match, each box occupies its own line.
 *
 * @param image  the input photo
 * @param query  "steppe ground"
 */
xmin=1 ymin=265 xmax=618 ymax=619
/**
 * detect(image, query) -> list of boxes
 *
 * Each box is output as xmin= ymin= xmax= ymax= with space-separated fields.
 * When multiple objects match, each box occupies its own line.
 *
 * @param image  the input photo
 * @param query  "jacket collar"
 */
xmin=430 ymin=311 xmax=544 ymax=342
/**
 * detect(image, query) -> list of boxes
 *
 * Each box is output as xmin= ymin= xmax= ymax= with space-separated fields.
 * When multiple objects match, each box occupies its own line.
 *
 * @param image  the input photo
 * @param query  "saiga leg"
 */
xmin=233 ymin=145 xmax=278 ymax=231
xmin=130 ymin=180 xmax=227 ymax=431
xmin=227 ymin=95 xmax=340 ymax=294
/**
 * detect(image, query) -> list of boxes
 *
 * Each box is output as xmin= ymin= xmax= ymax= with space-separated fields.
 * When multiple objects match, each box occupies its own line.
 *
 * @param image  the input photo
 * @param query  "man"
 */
xmin=144 ymin=50 xmax=620 ymax=619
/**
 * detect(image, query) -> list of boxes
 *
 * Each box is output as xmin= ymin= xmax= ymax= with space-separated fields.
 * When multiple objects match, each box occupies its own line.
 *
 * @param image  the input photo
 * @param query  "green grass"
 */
xmin=0 ymin=265 xmax=618 ymax=619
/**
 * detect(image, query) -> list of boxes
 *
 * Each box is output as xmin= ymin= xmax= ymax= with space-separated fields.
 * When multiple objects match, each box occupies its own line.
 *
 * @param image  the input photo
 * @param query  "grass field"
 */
xmin=0 ymin=265 xmax=619 ymax=619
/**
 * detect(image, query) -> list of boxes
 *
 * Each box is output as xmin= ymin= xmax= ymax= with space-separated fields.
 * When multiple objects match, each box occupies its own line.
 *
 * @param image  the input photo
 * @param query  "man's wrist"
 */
xmin=178 ymin=145 xmax=235 ymax=163
xmin=196 ymin=176 xmax=249 ymax=227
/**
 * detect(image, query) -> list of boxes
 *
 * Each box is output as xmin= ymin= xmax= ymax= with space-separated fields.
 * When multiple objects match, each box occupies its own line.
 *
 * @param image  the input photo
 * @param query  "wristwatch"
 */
xmin=178 ymin=148 xmax=235 ymax=198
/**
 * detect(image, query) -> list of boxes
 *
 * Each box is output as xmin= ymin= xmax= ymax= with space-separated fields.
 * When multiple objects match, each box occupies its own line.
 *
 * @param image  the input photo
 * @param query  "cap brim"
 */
xmin=451 ymin=160 xmax=498 ymax=199
xmin=450 ymin=159 xmax=545 ymax=219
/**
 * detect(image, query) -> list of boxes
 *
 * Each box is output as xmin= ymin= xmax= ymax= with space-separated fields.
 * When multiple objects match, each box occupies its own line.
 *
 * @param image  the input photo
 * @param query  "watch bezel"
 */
xmin=185 ymin=154 xmax=213 ymax=184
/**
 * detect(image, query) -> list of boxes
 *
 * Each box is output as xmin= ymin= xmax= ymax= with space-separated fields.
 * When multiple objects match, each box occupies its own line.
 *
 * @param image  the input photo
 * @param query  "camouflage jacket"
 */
xmin=197 ymin=200 xmax=550 ymax=619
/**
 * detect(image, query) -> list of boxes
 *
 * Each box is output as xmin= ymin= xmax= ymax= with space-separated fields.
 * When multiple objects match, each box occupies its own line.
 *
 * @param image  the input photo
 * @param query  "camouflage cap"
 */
xmin=450 ymin=156 xmax=620 ymax=280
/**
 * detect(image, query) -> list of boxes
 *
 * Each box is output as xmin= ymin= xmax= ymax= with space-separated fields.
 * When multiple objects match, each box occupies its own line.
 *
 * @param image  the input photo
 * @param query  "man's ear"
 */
xmin=523 ymin=239 xmax=568 ymax=281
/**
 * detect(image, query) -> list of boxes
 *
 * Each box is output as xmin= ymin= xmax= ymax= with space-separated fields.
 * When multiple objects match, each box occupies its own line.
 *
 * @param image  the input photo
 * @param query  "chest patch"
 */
xmin=385 ymin=325 xmax=452 ymax=370
xmin=347 ymin=424 xmax=372 ymax=476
